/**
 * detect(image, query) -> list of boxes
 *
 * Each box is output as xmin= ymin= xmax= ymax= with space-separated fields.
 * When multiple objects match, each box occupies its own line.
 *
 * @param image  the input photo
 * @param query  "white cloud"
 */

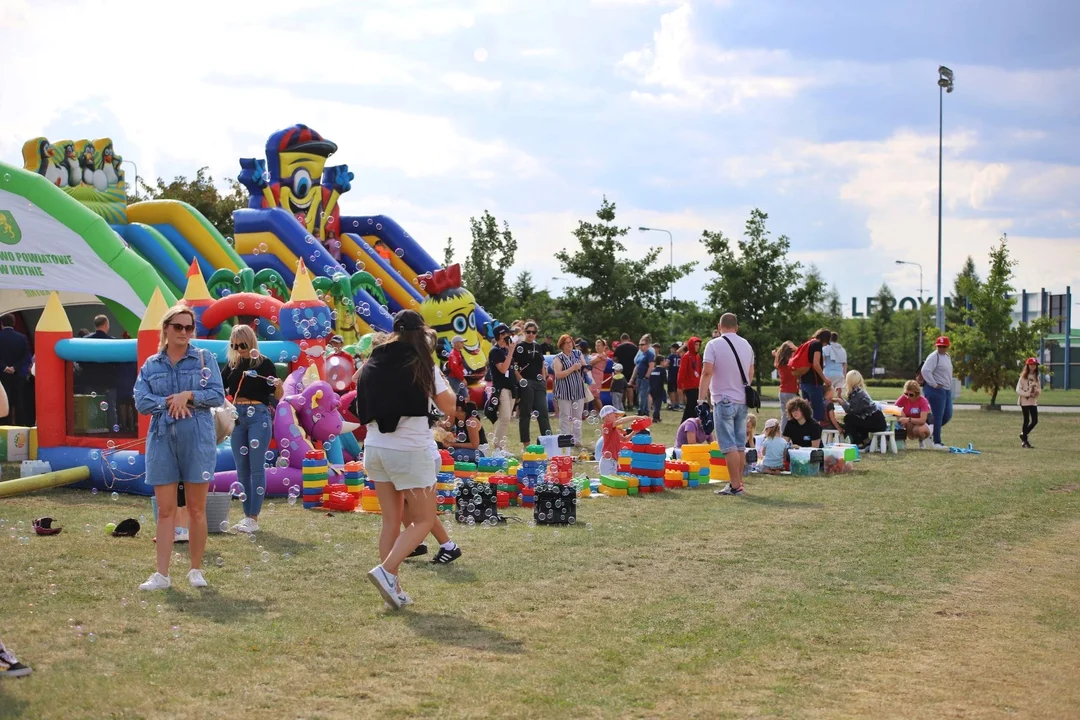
xmin=616 ymin=4 xmax=809 ymax=110
xmin=441 ymin=72 xmax=502 ymax=94
xmin=519 ymin=48 xmax=560 ymax=58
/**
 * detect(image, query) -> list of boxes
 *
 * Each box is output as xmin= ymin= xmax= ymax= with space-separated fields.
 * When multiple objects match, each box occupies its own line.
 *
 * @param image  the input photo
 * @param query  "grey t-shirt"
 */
xmin=920 ymin=351 xmax=953 ymax=389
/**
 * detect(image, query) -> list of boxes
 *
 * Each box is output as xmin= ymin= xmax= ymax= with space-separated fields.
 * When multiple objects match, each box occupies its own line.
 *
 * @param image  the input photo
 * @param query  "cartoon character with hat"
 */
xmin=238 ymin=124 xmax=354 ymax=246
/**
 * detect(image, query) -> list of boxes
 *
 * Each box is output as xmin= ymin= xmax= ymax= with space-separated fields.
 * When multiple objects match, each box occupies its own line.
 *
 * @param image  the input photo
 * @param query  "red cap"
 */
xmin=1025 ymin=356 xmax=1038 ymax=365
xmin=935 ymin=336 xmax=950 ymax=348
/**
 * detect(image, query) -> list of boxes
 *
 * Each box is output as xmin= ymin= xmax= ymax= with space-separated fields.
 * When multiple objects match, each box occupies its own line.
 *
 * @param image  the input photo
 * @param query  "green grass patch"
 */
xmin=1 ymin=409 xmax=1078 ymax=718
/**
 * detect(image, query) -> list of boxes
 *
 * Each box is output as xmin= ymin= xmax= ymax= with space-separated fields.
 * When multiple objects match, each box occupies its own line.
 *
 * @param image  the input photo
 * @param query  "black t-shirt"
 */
xmin=648 ymin=367 xmax=667 ymax=393
xmin=223 ymin=357 xmax=278 ymax=405
xmin=539 ymin=342 xmax=556 ymax=355
xmin=783 ymin=417 xmax=822 ymax=447
xmin=805 ymin=340 xmax=825 ymax=385
xmin=613 ymin=342 xmax=638 ymax=372
xmin=514 ymin=341 xmax=546 ymax=382
xmin=487 ymin=346 xmax=515 ymax=391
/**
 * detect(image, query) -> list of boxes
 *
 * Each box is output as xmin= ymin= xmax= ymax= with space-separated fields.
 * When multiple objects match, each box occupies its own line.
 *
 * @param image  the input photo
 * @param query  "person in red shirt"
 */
xmin=677 ymin=336 xmax=703 ymax=421
xmin=773 ymin=341 xmax=799 ymax=434
xmin=895 ymin=380 xmax=932 ymax=443
xmin=446 ymin=335 xmax=467 ymax=399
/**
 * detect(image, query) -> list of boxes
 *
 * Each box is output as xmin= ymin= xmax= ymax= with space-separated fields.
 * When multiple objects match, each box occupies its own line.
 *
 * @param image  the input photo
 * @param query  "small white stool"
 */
xmin=821 ymin=429 xmax=841 ymax=446
xmin=868 ymin=431 xmax=897 ymax=454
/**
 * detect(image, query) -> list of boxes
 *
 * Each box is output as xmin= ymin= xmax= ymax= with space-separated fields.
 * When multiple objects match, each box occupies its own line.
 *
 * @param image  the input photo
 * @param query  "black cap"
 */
xmin=392 ymin=309 xmax=425 ymax=332
xmin=112 ymin=518 xmax=141 ymax=537
xmin=492 ymin=323 xmax=510 ymax=338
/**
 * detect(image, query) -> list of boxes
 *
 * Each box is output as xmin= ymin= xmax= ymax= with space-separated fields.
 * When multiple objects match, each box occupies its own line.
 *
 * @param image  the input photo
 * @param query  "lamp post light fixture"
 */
xmin=637 ymin=226 xmax=674 ymax=304
xmin=936 ymin=65 xmax=954 ymax=332
xmin=896 ymin=259 xmax=925 ymax=362
xmin=122 ymin=160 xmax=140 ymax=201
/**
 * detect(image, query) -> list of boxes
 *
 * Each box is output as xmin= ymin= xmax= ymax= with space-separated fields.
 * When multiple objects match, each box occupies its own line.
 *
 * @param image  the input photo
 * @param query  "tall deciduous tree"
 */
xmin=459 ymin=210 xmax=517 ymax=322
xmin=442 ymin=237 xmax=455 ymax=269
xmin=947 ymin=255 xmax=979 ymax=329
xmin=555 ymin=197 xmax=695 ymax=342
xmin=700 ymin=208 xmax=825 ymax=383
xmin=950 ymin=239 xmax=1052 ymax=406
xmin=505 ymin=270 xmax=559 ymax=329
xmin=132 ymin=167 xmax=246 ymax=239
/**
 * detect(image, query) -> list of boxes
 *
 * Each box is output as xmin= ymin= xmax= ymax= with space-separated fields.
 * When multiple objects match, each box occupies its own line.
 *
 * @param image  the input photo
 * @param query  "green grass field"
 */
xmin=757 ymin=385 xmax=1080 ymax=406
xmin=2 ymin=408 xmax=1079 ymax=719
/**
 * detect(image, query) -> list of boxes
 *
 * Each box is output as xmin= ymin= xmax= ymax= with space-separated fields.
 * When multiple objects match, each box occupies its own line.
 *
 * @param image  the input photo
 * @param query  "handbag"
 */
xmin=722 ymin=336 xmax=761 ymax=409
xmin=203 ymin=350 xmax=236 ymax=444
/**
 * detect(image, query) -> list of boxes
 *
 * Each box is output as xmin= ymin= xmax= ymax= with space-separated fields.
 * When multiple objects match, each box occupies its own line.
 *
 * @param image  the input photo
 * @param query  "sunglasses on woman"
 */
xmin=904 ymin=392 xmax=917 ymax=398
xmin=525 ymin=330 xmax=537 ymax=335
xmin=168 ymin=322 xmax=195 ymax=333
xmin=231 ymin=342 xmax=249 ymax=351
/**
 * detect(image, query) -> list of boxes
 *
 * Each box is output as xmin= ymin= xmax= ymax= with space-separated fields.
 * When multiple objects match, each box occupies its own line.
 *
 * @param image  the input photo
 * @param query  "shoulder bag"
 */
xmin=722 ymin=336 xmax=760 ymax=409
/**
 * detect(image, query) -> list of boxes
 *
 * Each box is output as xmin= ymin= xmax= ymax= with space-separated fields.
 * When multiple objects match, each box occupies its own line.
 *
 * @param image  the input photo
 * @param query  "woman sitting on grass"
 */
xmin=839 ymin=370 xmax=887 ymax=449
xmin=782 ymin=397 xmax=821 ymax=449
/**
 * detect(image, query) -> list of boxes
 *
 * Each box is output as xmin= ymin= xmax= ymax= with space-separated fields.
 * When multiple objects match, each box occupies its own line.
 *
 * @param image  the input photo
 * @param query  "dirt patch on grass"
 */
xmin=819 ymin=519 xmax=1080 ymax=719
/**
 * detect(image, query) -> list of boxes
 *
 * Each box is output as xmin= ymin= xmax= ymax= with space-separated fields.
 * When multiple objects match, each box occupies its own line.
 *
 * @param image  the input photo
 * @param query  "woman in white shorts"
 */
xmin=354 ymin=310 xmax=456 ymax=608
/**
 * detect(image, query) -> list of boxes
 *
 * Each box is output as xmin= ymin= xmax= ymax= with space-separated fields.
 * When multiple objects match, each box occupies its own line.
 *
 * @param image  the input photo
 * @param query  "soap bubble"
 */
xmin=532 ymin=411 xmax=539 ymax=419
xmin=260 ymin=551 xmax=270 ymax=563
xmin=214 ymin=556 xmax=224 ymax=567
xmin=519 ymin=379 xmax=527 ymax=387
xmin=99 ymin=401 xmax=109 ymax=411
xmin=171 ymin=625 xmax=181 ymax=639
xmin=200 ymin=367 xmax=212 ymax=380
xmin=156 ymin=604 xmax=163 ymax=613
xmin=287 ymin=494 xmax=297 ymax=506
xmin=120 ymin=597 xmax=128 ymax=607
xmin=140 ymin=600 xmax=148 ymax=610
xmin=239 ymin=446 xmax=248 ymax=456
xmin=49 ymin=583 xmax=57 ymax=595
xmin=244 ymin=566 xmax=252 ymax=577
xmin=238 ymin=492 xmax=247 ymax=501
xmin=88 ymin=633 xmax=96 ymax=643
xmin=229 ymin=482 xmax=243 ymax=496
xmin=219 ymin=520 xmax=230 ymax=532
xmin=250 ymin=439 xmax=260 ymax=449
xmin=91 ymin=488 xmax=98 ymax=495
xmin=256 ymin=487 xmax=264 ymax=496
xmin=265 ymin=450 xmax=274 ymax=461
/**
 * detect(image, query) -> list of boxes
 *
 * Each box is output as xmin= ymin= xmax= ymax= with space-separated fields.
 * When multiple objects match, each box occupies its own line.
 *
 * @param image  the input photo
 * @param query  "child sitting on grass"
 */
xmin=746 ymin=413 xmax=758 ymax=448
xmin=759 ymin=418 xmax=788 ymax=474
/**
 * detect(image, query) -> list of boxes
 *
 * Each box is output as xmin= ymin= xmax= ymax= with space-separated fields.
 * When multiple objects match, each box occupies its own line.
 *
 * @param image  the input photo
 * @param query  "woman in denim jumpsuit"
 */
xmin=134 ymin=304 xmax=224 ymax=591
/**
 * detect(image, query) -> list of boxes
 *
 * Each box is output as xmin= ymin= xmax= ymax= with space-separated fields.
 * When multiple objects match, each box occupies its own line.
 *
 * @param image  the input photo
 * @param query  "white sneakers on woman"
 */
xmin=139 ymin=572 xmax=171 ymax=591
xmin=232 ymin=517 xmax=259 ymax=534
xmin=139 ymin=570 xmax=208 ymax=590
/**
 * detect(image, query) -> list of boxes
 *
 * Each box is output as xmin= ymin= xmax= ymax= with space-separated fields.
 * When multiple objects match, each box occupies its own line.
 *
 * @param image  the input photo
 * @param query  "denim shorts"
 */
xmin=713 ymin=398 xmax=749 ymax=454
xmin=364 ymin=445 xmax=436 ymax=491
xmin=144 ymin=412 xmax=217 ymax=486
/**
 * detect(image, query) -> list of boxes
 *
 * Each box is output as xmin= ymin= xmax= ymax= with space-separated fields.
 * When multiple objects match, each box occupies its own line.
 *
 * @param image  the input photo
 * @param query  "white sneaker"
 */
xmin=386 ymin=592 xmax=413 ymax=610
xmin=187 ymin=569 xmax=208 ymax=588
xmin=174 ymin=527 xmax=190 ymax=543
xmin=367 ymin=565 xmax=402 ymax=608
xmin=139 ymin=572 xmax=171 ymax=591
xmin=933 ymin=443 xmax=949 ymax=451
xmin=232 ymin=517 xmax=259 ymax=534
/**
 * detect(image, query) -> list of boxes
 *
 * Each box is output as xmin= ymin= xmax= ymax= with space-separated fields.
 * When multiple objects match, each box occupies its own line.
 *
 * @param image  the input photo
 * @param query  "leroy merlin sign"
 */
xmin=0 ymin=211 xmax=21 ymax=245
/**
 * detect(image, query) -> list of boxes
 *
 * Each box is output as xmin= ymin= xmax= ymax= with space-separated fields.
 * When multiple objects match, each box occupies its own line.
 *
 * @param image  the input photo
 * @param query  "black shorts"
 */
xmin=667 ymin=380 xmax=678 ymax=393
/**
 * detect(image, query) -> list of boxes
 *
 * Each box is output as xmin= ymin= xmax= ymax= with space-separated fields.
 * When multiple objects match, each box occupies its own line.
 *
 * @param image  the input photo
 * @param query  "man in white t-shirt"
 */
xmin=698 ymin=313 xmax=754 ymax=496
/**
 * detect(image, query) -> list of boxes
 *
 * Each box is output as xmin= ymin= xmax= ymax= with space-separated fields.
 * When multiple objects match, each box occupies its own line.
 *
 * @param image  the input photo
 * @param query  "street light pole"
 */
xmin=896 ymin=259 xmax=925 ymax=362
xmin=639 ymin=226 xmax=675 ymax=339
xmin=936 ymin=65 xmax=954 ymax=332
xmin=122 ymin=160 xmax=140 ymax=201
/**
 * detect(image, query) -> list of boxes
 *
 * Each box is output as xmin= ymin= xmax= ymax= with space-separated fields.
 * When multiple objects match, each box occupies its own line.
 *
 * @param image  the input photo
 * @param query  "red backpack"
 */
xmin=788 ymin=340 xmax=814 ymax=378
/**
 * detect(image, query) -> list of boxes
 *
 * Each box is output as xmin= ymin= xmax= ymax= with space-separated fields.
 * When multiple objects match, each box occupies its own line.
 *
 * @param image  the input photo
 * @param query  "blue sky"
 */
xmin=1 ymin=0 xmax=1077 ymax=316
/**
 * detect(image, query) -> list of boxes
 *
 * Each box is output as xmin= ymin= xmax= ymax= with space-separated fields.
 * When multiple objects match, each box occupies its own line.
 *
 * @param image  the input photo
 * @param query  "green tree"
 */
xmin=505 ymin=270 xmax=559 ymax=329
xmin=824 ymin=284 xmax=843 ymax=322
xmin=132 ymin=167 xmax=246 ymax=239
xmin=555 ymin=196 xmax=695 ymax=342
xmin=950 ymin=238 xmax=1052 ymax=406
xmin=700 ymin=208 xmax=825 ymax=383
xmin=456 ymin=211 xmax=518 ymax=322
xmin=870 ymin=282 xmax=896 ymax=369
xmin=946 ymin=255 xmax=979 ymax=330
xmin=442 ymin=237 xmax=455 ymax=268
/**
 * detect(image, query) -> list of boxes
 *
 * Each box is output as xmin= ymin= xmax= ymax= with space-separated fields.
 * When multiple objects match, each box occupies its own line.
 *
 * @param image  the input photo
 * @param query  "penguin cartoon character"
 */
xmin=94 ymin=140 xmax=120 ymax=187
xmin=58 ymin=142 xmax=81 ymax=187
xmin=20 ymin=137 xmax=66 ymax=186
xmin=78 ymin=141 xmax=97 ymax=186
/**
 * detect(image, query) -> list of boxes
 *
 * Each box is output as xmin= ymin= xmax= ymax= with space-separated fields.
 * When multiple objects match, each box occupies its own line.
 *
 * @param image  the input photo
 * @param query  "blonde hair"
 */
xmin=903 ymin=379 xmax=921 ymax=396
xmin=844 ymin=369 xmax=865 ymax=397
xmin=158 ymin=303 xmax=195 ymax=351
xmin=746 ymin=413 xmax=758 ymax=433
xmin=226 ymin=324 xmax=259 ymax=368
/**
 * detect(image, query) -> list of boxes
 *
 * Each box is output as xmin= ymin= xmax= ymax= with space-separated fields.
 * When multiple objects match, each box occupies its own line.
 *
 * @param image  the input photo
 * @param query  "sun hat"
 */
xmin=599 ymin=405 xmax=624 ymax=419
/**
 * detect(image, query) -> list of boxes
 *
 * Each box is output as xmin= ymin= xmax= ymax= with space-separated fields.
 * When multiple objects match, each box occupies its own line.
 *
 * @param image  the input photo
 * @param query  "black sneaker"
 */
xmin=0 ymin=644 xmax=32 ymax=678
xmin=408 ymin=544 xmax=428 ymax=558
xmin=714 ymin=484 xmax=745 ymax=496
xmin=432 ymin=545 xmax=462 ymax=564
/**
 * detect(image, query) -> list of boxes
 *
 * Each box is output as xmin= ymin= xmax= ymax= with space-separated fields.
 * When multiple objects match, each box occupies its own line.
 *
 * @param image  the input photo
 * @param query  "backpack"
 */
xmin=788 ymin=340 xmax=814 ymax=379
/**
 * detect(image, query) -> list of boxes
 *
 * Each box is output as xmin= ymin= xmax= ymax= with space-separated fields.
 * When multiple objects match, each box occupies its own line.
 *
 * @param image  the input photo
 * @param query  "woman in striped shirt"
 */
xmin=552 ymin=333 xmax=589 ymax=444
